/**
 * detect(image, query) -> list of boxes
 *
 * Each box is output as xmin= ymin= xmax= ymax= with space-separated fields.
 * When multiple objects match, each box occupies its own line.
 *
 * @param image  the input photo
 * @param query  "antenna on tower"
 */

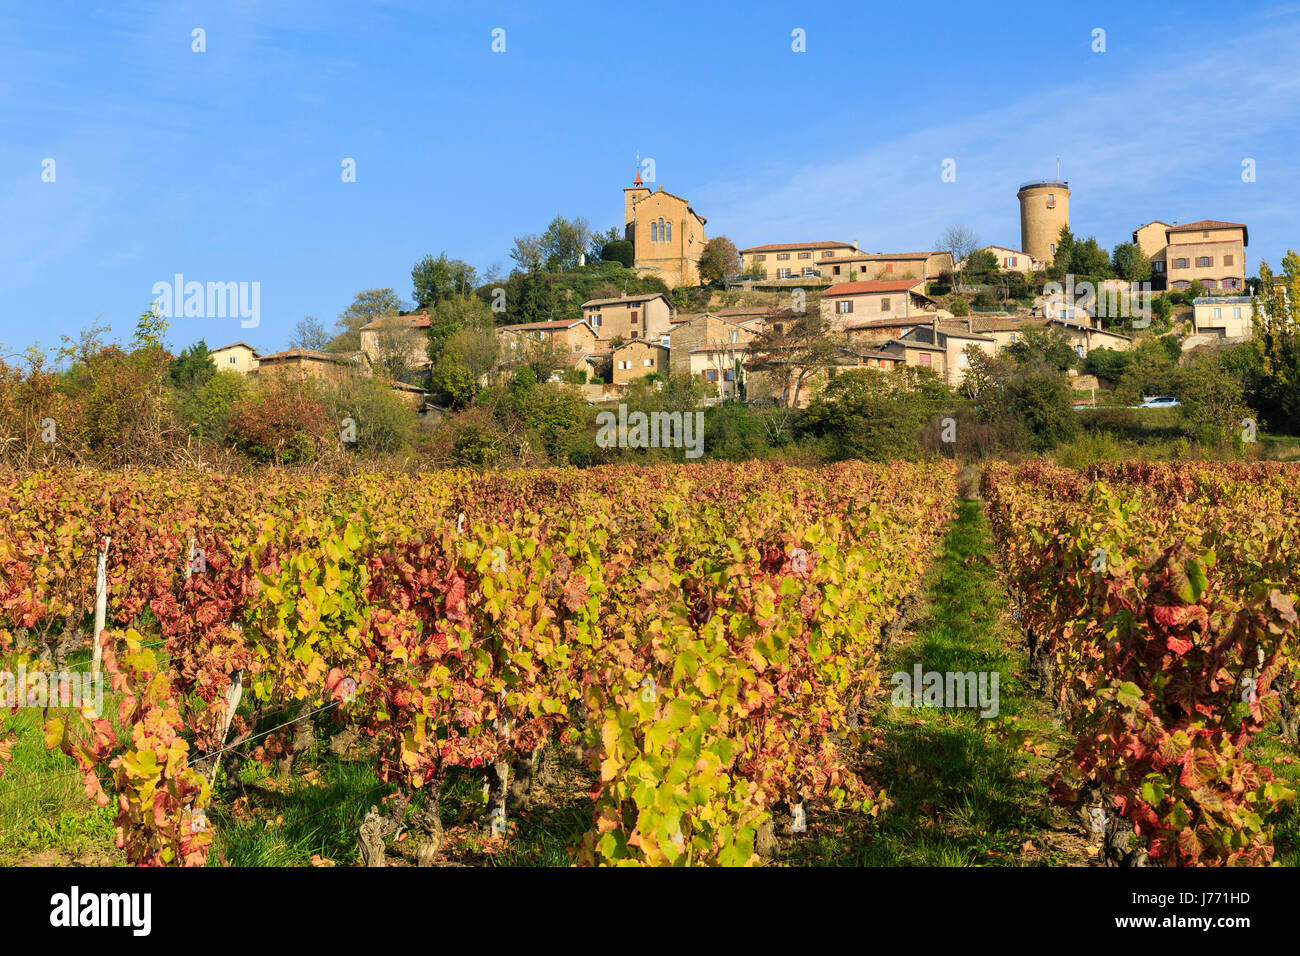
xmin=1056 ymin=156 xmax=1061 ymax=180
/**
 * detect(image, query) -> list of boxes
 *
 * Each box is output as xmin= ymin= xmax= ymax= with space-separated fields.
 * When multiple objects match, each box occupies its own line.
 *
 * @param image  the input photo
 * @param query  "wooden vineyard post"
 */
xmin=92 ymin=536 xmax=110 ymax=680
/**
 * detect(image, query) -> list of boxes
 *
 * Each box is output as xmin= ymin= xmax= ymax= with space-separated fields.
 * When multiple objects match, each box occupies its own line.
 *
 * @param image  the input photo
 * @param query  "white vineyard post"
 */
xmin=92 ymin=536 xmax=110 ymax=680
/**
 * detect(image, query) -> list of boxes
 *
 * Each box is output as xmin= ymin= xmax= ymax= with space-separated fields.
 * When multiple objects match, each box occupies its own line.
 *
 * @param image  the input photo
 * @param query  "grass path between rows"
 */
xmin=787 ymin=497 xmax=1089 ymax=866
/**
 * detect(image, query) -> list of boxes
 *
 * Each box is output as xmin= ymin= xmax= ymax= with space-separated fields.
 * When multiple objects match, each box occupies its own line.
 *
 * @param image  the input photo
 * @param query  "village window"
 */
xmin=1009 ymin=333 xmax=1016 ymax=342
xmin=798 ymin=252 xmax=810 ymax=259
xmin=705 ymin=369 xmax=717 ymax=381
xmin=1233 ymin=307 xmax=1242 ymax=318
xmin=1213 ymin=307 xmax=1223 ymax=318
xmin=643 ymin=358 xmax=654 ymax=367
xmin=833 ymin=265 xmax=841 ymax=275
xmin=651 ymin=222 xmax=658 ymax=242
xmin=837 ymin=300 xmax=853 ymax=314
xmin=660 ymin=335 xmax=670 ymax=347
xmin=631 ymin=311 xmax=638 ymax=324
xmin=1050 ymin=243 xmax=1056 ymax=255
xmin=730 ymin=330 xmax=739 ymax=343
xmin=777 ymin=253 xmax=790 ymax=260
xmin=1175 ymin=258 xmax=1188 ymax=269
xmin=1047 ymin=194 xmax=1055 ymax=207
xmin=665 ymin=221 xmax=671 ymax=241
xmin=778 ymin=268 xmax=791 ymax=278
xmin=880 ymin=298 xmax=891 ymax=311
xmin=630 ymin=330 xmax=638 ymax=339
xmin=823 ymin=251 xmax=835 ymax=258
xmin=756 ymin=254 xmax=766 ymax=262
xmin=1202 ymin=230 xmax=1209 ymax=238
xmin=919 ymin=353 xmax=931 ymax=367
xmin=1198 ymin=256 xmax=1212 ymax=268
xmin=1224 ymin=254 xmax=1234 ymax=266
xmin=1006 ymin=257 xmax=1016 ymax=267
xmin=229 ymin=356 xmax=236 ymax=364
xmin=591 ymin=314 xmax=601 ymax=326
xmin=884 ymin=263 xmax=894 ymax=274
xmin=1153 ymin=260 xmax=1164 ymax=272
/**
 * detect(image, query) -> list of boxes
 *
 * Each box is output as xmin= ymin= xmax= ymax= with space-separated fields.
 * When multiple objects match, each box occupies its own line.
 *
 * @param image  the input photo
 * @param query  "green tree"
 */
xmin=1053 ymin=226 xmax=1076 ymax=272
xmin=1111 ymin=242 xmax=1152 ymax=282
xmin=964 ymin=249 xmax=998 ymax=273
xmin=426 ymin=294 xmax=496 ymax=365
xmin=288 ymin=315 xmax=331 ymax=351
xmin=429 ymin=322 xmax=499 ymax=408
xmin=539 ymin=216 xmax=592 ymax=271
xmin=1005 ymin=326 xmax=1079 ymax=371
xmin=588 ymin=226 xmax=621 ymax=263
xmin=331 ymin=288 xmax=405 ymax=352
xmin=168 ymin=340 xmax=216 ymax=389
xmin=1071 ymin=237 xmax=1113 ymax=278
xmin=599 ymin=239 xmax=634 ymax=268
xmin=412 ymin=253 xmax=478 ymax=308
xmin=698 ymin=237 xmax=741 ymax=285
xmin=1173 ymin=354 xmax=1250 ymax=445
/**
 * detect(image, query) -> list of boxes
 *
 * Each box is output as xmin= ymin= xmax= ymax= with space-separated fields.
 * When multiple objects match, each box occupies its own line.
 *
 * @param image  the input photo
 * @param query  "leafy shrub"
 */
xmin=225 ymin=376 xmax=334 ymax=464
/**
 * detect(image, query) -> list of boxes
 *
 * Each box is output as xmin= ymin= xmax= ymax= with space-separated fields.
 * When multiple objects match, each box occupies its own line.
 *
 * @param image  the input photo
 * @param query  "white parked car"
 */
xmin=1133 ymin=396 xmax=1180 ymax=409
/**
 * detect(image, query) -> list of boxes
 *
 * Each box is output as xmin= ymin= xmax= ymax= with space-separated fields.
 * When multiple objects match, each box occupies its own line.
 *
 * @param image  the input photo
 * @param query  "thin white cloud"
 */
xmin=698 ymin=18 xmax=1300 ymax=261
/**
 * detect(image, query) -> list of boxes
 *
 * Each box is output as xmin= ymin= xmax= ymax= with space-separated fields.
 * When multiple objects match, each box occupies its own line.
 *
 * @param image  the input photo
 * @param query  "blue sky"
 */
xmin=2 ymin=0 xmax=1298 ymax=356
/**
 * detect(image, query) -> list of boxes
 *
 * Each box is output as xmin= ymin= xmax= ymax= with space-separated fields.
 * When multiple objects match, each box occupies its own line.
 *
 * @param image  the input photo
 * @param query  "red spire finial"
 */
xmin=633 ymin=151 xmax=642 ymax=185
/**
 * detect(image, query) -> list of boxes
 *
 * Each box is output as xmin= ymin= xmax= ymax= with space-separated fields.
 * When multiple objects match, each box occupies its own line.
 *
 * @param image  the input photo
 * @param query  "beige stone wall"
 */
xmin=668 ymin=315 xmax=754 ymax=376
xmin=1193 ymin=300 xmax=1253 ymax=338
xmin=1133 ymin=222 xmax=1170 ymax=259
xmin=360 ymin=322 xmax=429 ymax=371
xmin=822 ymin=290 xmax=918 ymax=323
xmin=611 ymin=341 xmax=669 ymax=384
xmin=625 ymin=187 xmax=707 ymax=288
xmin=498 ymin=322 xmax=598 ymax=354
xmin=1018 ymin=183 xmax=1070 ymax=265
xmin=1054 ymin=325 xmax=1133 ymax=355
xmin=687 ymin=348 xmax=746 ymax=398
xmin=942 ymin=335 xmax=997 ymax=386
xmin=210 ymin=345 xmax=258 ymax=375
xmin=741 ymin=243 xmax=856 ymax=278
xmin=1166 ymin=238 xmax=1246 ymax=291
xmin=257 ymin=355 xmax=352 ymax=385
xmin=981 ymin=246 xmax=1034 ymax=273
xmin=583 ymin=296 xmax=672 ymax=343
xmin=889 ymin=344 xmax=947 ymax=381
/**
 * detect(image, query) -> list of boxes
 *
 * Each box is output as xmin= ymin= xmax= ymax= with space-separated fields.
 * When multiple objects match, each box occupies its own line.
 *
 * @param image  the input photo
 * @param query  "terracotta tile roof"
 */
xmin=844 ymin=251 xmax=944 ymax=261
xmin=360 ymin=312 xmax=431 ymax=331
xmin=1167 ymin=219 xmax=1247 ymax=232
xmin=824 ymin=280 xmax=927 ymax=296
xmin=581 ymin=293 xmax=671 ymax=308
xmin=209 ymin=341 xmax=260 ymax=354
xmin=740 ymin=241 xmax=855 ymax=253
xmin=499 ymin=319 xmax=593 ymax=332
xmin=257 ymin=348 xmax=357 ymax=364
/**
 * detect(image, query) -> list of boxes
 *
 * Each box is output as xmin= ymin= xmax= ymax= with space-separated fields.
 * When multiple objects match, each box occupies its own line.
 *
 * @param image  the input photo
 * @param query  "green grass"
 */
xmin=786 ymin=498 xmax=1078 ymax=866
xmin=0 ymin=698 xmax=119 ymax=865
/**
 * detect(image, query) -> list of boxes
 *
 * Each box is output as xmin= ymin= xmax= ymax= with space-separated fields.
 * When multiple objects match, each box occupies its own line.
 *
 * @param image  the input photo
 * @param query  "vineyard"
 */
xmin=2 ymin=458 xmax=1299 ymax=867
xmin=983 ymin=460 xmax=1300 ymax=866
xmin=0 ymin=461 xmax=955 ymax=866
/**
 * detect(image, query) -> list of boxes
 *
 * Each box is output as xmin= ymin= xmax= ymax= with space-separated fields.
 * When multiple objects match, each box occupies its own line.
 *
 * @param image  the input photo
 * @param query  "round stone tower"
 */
xmin=1017 ymin=180 xmax=1070 ymax=266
